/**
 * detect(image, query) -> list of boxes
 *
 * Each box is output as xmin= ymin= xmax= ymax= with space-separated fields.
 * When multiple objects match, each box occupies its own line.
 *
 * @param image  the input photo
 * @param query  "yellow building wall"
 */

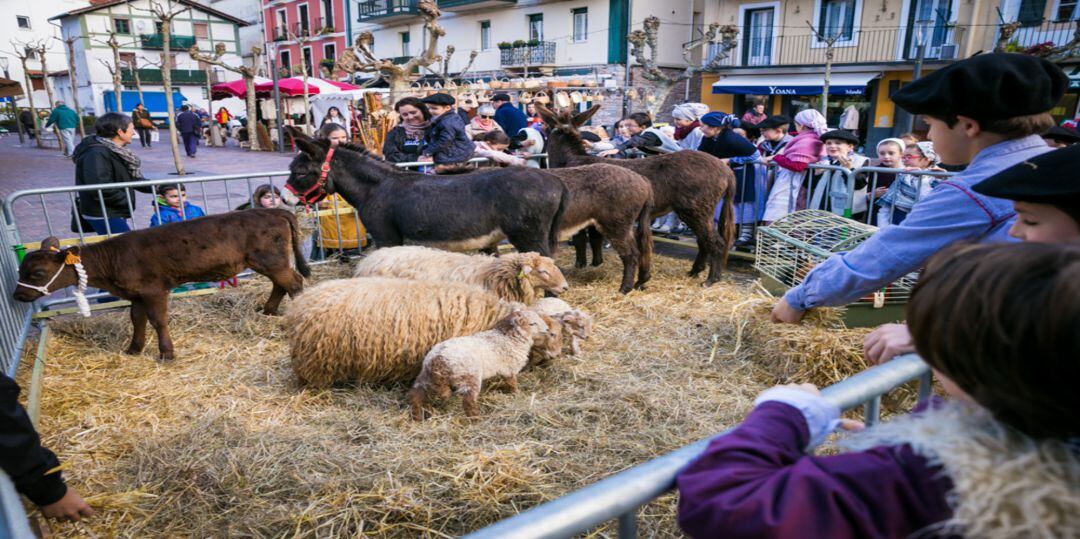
xmin=700 ymin=74 xmax=734 ymax=113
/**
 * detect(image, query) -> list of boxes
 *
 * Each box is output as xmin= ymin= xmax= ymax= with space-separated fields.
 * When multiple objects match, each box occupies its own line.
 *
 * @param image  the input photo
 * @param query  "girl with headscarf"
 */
xmin=672 ymin=103 xmax=711 ymax=150
xmin=761 ymin=109 xmax=827 ymax=222
xmin=698 ymin=112 xmax=762 ymax=247
xmin=877 ymin=141 xmax=941 ymax=227
xmin=466 ymin=104 xmax=504 ymax=139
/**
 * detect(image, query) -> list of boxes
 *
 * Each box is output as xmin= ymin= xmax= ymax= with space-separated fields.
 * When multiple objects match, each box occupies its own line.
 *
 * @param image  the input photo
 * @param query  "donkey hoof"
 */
xmin=157 ymin=351 xmax=175 ymax=363
xmin=699 ymin=278 xmax=720 ymax=288
xmin=591 ymin=258 xmax=604 ymax=267
xmin=618 ymin=286 xmax=633 ymax=295
xmin=574 ymin=260 xmax=587 ymax=269
xmin=124 ymin=346 xmax=144 ymax=356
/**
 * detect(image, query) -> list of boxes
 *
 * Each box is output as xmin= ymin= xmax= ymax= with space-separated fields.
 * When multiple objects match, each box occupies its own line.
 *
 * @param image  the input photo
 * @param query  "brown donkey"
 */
xmin=536 ymin=105 xmax=737 ymax=286
xmin=547 ymin=163 xmax=654 ymax=293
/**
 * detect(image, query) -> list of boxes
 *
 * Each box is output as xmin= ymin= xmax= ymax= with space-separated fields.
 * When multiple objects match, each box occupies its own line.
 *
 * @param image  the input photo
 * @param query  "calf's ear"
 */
xmin=40 ymin=237 xmax=61 ymax=252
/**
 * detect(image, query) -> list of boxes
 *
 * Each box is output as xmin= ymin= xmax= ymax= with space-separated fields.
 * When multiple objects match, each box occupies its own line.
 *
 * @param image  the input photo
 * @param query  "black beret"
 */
xmin=491 ymin=93 xmax=512 ymax=102
xmin=421 ymin=93 xmax=455 ymax=106
xmin=972 ymin=144 xmax=1080 ymax=206
xmin=1043 ymin=125 xmax=1080 ymax=144
xmin=820 ymin=129 xmax=859 ymax=144
xmin=892 ymin=53 xmax=1067 ymax=121
xmin=756 ymin=115 xmax=791 ymax=129
xmin=580 ymin=131 xmax=601 ymax=142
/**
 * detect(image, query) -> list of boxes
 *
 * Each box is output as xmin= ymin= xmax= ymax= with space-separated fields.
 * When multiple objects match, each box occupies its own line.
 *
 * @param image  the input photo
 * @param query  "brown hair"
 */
xmin=394 ymin=96 xmax=432 ymax=121
xmin=906 ymin=241 xmax=1080 ymax=440
xmin=472 ymin=130 xmax=510 ymax=145
xmin=929 ymin=112 xmax=1055 ymax=138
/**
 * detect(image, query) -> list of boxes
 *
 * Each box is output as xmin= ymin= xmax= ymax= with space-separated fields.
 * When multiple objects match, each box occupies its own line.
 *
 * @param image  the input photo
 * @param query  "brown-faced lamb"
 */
xmin=407 ymin=309 xmax=554 ymax=420
xmin=353 ymin=246 xmax=568 ymax=303
xmin=530 ymin=297 xmax=594 ymax=357
xmin=529 ymin=314 xmax=565 ymax=366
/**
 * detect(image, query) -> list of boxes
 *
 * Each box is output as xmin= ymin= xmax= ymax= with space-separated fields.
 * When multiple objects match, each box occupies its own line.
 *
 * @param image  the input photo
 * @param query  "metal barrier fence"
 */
xmin=467 ymin=354 xmax=932 ymax=538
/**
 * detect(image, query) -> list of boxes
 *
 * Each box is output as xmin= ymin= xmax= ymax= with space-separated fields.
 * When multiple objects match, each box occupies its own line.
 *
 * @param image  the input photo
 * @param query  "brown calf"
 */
xmin=13 ymin=209 xmax=310 ymax=361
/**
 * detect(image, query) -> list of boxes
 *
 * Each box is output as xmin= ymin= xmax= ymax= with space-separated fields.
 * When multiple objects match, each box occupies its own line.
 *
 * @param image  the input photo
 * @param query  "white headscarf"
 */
xmin=877 ymin=138 xmax=907 ymax=153
xmin=672 ymin=103 xmax=711 ymax=122
xmin=794 ymin=109 xmax=829 ymax=135
xmin=913 ymin=141 xmax=939 ymax=165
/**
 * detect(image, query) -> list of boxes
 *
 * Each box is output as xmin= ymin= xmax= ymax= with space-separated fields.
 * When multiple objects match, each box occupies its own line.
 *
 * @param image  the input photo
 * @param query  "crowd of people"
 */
xmin=2 ymin=52 xmax=1078 ymax=534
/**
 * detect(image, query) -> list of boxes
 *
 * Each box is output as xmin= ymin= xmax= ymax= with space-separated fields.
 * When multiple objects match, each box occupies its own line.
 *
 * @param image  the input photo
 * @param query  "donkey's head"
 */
xmin=14 ymin=237 xmax=79 ymax=302
xmin=286 ymin=128 xmax=374 ymax=205
xmin=534 ymin=104 xmax=601 ymax=135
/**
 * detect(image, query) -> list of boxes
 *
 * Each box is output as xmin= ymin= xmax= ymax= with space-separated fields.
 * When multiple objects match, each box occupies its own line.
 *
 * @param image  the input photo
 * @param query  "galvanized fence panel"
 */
xmin=466 ymin=354 xmax=932 ymax=539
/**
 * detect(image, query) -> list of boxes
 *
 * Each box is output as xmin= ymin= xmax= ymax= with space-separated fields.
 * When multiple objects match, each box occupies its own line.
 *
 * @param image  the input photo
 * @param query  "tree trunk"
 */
xmin=205 ymin=68 xmax=222 ymax=147
xmin=131 ymin=63 xmax=145 ymax=107
xmin=161 ymin=19 xmax=185 ymax=175
xmin=244 ymin=77 xmax=261 ymax=151
xmin=110 ymin=42 xmax=123 ymax=113
xmin=64 ymin=39 xmax=86 ymax=137
xmin=20 ymin=58 xmax=44 ymax=149
xmin=40 ymin=53 xmax=65 ymax=155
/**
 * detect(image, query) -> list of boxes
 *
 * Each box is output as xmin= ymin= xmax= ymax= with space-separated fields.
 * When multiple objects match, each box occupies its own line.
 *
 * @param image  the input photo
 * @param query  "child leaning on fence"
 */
xmin=876 ymin=141 xmax=941 ymax=227
xmin=677 ymin=241 xmax=1080 ymax=539
xmin=149 ymin=184 xmax=206 ymax=227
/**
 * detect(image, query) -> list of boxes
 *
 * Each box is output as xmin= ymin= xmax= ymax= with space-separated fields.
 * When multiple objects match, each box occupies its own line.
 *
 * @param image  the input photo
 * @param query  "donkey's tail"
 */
xmin=287 ymin=211 xmax=312 ymax=278
xmin=549 ymin=182 xmax=572 ymax=255
xmin=636 ymin=199 xmax=653 ymax=267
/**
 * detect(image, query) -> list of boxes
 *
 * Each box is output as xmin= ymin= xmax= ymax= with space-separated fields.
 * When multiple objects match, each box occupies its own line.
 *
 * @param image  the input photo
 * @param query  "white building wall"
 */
xmin=2 ymin=0 xmax=87 ymax=109
xmin=54 ymin=0 xmax=245 ymax=117
xmin=349 ymin=0 xmax=691 ymax=75
xmin=207 ymin=0 xmax=265 ymax=61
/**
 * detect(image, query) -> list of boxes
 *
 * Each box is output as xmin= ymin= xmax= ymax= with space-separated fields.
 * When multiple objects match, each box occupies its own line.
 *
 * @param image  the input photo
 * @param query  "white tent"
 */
xmin=309 ymin=89 xmax=389 ymax=134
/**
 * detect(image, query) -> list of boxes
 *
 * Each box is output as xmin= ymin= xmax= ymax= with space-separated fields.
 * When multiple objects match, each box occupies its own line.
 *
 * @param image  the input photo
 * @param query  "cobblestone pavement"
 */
xmin=0 ymin=132 xmax=296 ymax=243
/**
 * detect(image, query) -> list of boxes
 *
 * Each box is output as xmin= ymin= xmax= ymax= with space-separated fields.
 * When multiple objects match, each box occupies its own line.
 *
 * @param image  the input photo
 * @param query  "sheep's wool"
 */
xmin=842 ymin=401 xmax=1080 ymax=539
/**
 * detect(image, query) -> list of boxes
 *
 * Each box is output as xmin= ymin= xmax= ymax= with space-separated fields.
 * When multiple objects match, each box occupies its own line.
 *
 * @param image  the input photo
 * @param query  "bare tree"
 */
xmin=53 ymin=31 xmax=86 ymax=137
xmin=422 ymin=45 xmax=479 ymax=87
xmin=189 ymin=43 xmax=265 ymax=151
xmin=627 ymin=17 xmax=739 ymax=116
xmin=24 ymin=41 xmax=67 ymax=153
xmin=200 ymin=60 xmax=222 ymax=146
xmin=9 ymin=42 xmax=44 ymax=148
xmin=128 ymin=56 xmax=148 ymax=107
xmin=807 ymin=22 xmax=841 ymax=116
xmin=287 ymin=30 xmax=315 ymax=135
xmin=141 ymin=0 xmax=191 ymax=175
xmin=91 ymin=32 xmax=129 ymax=114
xmin=335 ymin=0 xmax=445 ymax=101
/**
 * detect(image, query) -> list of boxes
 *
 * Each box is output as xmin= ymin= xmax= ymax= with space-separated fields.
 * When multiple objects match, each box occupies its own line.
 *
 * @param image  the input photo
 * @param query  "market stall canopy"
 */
xmin=210 ymin=77 xmax=272 ymax=100
xmin=254 ymin=77 xmax=359 ymax=97
xmin=712 ymin=72 xmax=881 ymax=96
xmin=0 ymin=78 xmax=24 ymax=100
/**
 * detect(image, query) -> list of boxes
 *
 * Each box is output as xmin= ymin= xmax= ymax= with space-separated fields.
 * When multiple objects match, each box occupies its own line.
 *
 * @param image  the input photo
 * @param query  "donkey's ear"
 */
xmin=40 ymin=237 xmax=61 ymax=252
xmin=534 ymin=103 xmax=559 ymax=127
xmin=293 ymin=131 xmax=325 ymax=158
xmin=572 ymin=105 xmax=601 ymax=127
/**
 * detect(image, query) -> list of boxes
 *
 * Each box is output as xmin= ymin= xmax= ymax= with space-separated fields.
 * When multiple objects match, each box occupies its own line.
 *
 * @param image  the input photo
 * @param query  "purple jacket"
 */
xmin=676 ymin=402 xmax=953 ymax=539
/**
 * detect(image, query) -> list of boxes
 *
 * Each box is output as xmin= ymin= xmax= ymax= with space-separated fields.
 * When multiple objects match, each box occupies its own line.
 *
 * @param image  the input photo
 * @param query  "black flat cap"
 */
xmin=892 ymin=53 xmax=1067 ymax=121
xmin=491 ymin=93 xmax=512 ymax=102
xmin=421 ymin=93 xmax=456 ymax=106
xmin=972 ymin=145 xmax=1080 ymax=206
xmin=1043 ymin=125 xmax=1080 ymax=144
xmin=580 ymin=131 xmax=601 ymax=142
xmin=820 ymin=130 xmax=859 ymax=144
xmin=756 ymin=115 xmax=791 ymax=129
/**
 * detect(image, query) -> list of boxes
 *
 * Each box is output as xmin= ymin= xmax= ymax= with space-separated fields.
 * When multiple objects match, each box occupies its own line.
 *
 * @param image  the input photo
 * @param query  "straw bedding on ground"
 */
xmin=17 ymin=252 xmax=895 ymax=537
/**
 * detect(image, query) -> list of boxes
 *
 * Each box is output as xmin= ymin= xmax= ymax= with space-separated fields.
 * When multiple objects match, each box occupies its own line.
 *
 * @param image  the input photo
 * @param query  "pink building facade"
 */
xmin=262 ymin=0 xmax=348 ymax=79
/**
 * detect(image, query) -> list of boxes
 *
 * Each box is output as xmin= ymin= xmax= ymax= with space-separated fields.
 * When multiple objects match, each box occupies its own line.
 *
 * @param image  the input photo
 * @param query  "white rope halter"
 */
xmin=17 ymin=252 xmax=91 ymax=317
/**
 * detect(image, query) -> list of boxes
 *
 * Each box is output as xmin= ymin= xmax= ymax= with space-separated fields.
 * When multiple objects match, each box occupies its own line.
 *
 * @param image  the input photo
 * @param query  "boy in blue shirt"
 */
xmin=772 ymin=53 xmax=1067 ymax=323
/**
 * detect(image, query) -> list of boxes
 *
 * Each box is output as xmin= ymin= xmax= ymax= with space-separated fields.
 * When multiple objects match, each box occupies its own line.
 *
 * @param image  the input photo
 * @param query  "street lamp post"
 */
xmin=901 ymin=20 xmax=930 ymax=134
xmin=0 ymin=57 xmax=24 ymax=144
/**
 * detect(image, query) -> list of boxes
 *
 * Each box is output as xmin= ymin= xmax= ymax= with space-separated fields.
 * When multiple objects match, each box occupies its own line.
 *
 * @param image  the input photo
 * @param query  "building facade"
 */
xmin=698 ymin=0 xmax=1080 ymax=147
xmin=4 ymin=0 xmax=88 ymax=109
xmin=49 ymin=0 xmax=248 ymax=118
xmin=208 ymin=0 xmax=267 ymax=64
xmin=262 ymin=0 xmax=349 ymax=79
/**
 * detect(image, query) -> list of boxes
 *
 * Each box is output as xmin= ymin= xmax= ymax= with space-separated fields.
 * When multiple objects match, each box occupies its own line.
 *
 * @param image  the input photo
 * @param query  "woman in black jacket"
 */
xmin=72 ymin=113 xmax=153 ymax=235
xmin=382 ymin=97 xmax=431 ymax=163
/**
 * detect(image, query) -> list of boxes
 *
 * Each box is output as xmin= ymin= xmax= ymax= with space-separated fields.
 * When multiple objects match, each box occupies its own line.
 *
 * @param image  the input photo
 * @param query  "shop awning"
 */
xmin=712 ymin=72 xmax=881 ymax=96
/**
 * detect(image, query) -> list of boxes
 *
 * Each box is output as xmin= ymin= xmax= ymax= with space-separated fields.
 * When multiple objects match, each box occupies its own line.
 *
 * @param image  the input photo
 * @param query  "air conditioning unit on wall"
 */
xmin=939 ymin=44 xmax=958 ymax=60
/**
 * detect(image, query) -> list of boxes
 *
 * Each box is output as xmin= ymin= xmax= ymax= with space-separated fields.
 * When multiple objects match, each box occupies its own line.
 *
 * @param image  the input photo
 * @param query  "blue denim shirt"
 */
xmin=784 ymin=135 xmax=1050 ymax=310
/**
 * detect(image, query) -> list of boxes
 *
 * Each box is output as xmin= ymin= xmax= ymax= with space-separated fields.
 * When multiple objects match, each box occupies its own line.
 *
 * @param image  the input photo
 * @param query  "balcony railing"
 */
xmin=439 ymin=0 xmax=516 ymax=10
xmin=1000 ymin=19 xmax=1080 ymax=52
xmin=139 ymin=34 xmax=197 ymax=50
xmin=121 ymin=68 xmax=207 ymax=85
xmin=272 ymin=25 xmax=288 ymax=41
xmin=500 ymin=41 xmax=556 ymax=67
xmin=356 ymin=0 xmax=420 ymax=21
xmin=704 ymin=26 xmax=964 ymax=68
